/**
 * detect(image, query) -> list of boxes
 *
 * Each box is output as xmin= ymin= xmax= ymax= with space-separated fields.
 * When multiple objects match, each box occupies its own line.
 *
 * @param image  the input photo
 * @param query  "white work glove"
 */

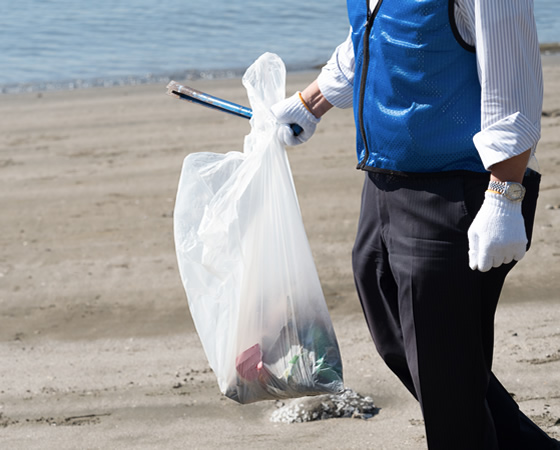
xmin=270 ymin=92 xmax=320 ymax=146
xmin=468 ymin=191 xmax=527 ymax=272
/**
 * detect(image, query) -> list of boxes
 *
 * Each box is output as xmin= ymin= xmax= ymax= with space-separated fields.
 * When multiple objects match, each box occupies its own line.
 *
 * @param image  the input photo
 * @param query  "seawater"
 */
xmin=0 ymin=0 xmax=349 ymax=92
xmin=1 ymin=0 xmax=558 ymax=93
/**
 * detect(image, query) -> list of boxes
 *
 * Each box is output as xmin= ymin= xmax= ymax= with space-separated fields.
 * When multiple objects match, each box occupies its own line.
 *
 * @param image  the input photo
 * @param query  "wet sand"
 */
xmin=1 ymin=56 xmax=559 ymax=448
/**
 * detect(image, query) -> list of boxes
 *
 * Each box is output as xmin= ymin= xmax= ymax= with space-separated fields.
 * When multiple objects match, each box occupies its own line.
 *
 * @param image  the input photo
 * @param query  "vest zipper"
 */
xmin=357 ymin=0 xmax=383 ymax=169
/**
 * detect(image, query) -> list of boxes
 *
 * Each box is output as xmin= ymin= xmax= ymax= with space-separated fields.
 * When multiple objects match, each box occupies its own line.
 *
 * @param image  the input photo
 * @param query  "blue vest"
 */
xmin=348 ymin=0 xmax=486 ymax=173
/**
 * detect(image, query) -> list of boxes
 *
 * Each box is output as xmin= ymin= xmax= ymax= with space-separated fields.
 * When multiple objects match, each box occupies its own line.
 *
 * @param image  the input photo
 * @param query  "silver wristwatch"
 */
xmin=487 ymin=180 xmax=526 ymax=202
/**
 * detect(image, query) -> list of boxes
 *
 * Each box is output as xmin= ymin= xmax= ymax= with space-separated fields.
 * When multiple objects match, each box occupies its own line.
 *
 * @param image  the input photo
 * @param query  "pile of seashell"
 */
xmin=270 ymin=388 xmax=379 ymax=423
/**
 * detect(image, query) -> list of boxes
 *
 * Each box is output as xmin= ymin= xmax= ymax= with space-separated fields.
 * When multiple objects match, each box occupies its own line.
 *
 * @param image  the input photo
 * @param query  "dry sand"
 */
xmin=1 ymin=55 xmax=559 ymax=449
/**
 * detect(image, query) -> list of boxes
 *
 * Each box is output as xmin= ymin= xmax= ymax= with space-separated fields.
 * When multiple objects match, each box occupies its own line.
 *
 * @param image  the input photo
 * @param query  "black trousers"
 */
xmin=352 ymin=170 xmax=555 ymax=450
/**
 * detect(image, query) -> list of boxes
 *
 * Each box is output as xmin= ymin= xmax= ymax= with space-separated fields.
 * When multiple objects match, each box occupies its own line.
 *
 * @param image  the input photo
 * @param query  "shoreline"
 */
xmin=0 ymin=64 xmax=318 ymax=96
xmin=3 ymin=44 xmax=560 ymax=96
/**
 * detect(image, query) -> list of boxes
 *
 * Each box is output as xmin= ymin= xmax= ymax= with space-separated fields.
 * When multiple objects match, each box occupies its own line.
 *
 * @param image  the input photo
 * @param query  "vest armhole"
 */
xmin=448 ymin=0 xmax=475 ymax=53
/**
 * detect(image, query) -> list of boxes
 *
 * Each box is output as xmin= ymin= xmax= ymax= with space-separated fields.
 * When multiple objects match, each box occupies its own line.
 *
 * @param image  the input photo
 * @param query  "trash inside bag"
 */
xmin=173 ymin=53 xmax=344 ymax=404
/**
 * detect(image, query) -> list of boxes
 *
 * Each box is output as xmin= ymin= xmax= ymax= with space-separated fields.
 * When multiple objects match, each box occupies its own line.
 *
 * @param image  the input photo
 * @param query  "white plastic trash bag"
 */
xmin=173 ymin=53 xmax=344 ymax=404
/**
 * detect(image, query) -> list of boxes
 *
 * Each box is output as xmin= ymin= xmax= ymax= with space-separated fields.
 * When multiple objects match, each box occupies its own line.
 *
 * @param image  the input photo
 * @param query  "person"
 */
xmin=271 ymin=0 xmax=558 ymax=449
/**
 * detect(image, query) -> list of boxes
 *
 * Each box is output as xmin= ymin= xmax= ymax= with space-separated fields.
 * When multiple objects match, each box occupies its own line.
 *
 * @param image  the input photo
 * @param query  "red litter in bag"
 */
xmin=236 ymin=344 xmax=263 ymax=381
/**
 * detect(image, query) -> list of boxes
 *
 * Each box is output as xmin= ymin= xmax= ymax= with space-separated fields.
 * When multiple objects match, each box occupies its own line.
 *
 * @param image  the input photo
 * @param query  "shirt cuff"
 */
xmin=317 ymin=68 xmax=354 ymax=109
xmin=316 ymin=35 xmax=355 ymax=109
xmin=473 ymin=112 xmax=541 ymax=170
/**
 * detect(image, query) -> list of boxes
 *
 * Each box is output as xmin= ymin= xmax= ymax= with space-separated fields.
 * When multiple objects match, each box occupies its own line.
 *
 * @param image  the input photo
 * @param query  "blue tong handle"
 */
xmin=166 ymin=81 xmax=303 ymax=136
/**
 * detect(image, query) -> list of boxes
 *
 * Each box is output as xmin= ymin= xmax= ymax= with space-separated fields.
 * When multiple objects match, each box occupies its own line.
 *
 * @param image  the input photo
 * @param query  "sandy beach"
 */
xmin=1 ymin=54 xmax=559 ymax=449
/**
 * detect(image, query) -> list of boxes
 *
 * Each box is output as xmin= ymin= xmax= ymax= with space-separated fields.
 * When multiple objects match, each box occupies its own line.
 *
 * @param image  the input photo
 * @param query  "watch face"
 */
xmin=506 ymin=183 xmax=524 ymax=201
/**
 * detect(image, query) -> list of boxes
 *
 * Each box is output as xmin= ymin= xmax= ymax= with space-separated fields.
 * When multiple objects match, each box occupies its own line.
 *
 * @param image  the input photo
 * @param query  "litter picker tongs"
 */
xmin=166 ymin=81 xmax=302 ymax=135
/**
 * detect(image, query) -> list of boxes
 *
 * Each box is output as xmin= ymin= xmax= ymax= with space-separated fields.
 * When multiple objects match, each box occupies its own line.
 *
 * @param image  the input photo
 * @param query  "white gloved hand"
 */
xmin=270 ymin=92 xmax=320 ymax=146
xmin=468 ymin=191 xmax=527 ymax=272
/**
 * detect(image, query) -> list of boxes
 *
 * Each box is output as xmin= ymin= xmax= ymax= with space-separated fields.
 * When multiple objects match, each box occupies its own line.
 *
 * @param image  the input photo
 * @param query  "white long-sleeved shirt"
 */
xmin=317 ymin=0 xmax=543 ymax=171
